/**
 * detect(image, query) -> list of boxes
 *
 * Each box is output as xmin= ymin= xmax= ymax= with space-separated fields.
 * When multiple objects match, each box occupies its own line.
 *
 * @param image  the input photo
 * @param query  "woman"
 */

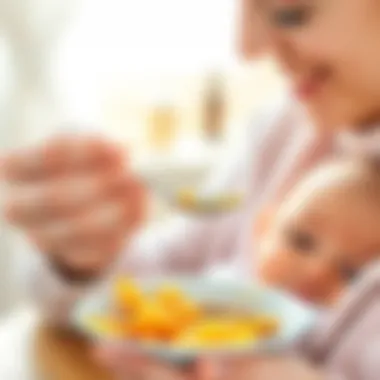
xmin=3 ymin=0 xmax=380 ymax=378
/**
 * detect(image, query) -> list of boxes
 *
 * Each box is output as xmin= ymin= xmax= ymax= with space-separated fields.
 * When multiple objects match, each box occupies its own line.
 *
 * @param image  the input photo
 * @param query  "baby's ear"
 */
xmin=254 ymin=205 xmax=277 ymax=240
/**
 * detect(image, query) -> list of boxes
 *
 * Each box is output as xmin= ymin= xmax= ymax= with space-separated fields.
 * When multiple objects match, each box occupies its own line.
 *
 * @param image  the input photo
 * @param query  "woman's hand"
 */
xmin=2 ymin=135 xmax=146 ymax=281
xmin=96 ymin=346 xmax=324 ymax=380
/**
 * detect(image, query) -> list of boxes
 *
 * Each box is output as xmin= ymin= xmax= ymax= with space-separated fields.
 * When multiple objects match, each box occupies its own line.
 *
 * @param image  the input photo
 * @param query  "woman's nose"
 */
xmin=238 ymin=0 xmax=269 ymax=58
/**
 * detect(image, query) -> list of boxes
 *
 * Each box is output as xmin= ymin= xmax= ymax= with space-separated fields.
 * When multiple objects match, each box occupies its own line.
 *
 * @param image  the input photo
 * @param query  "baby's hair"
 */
xmin=283 ymin=156 xmax=380 ymax=211
xmin=306 ymin=156 xmax=380 ymax=201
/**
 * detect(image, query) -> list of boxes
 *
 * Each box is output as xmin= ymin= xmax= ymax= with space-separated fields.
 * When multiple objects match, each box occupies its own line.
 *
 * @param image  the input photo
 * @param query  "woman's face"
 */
xmin=255 ymin=0 xmax=380 ymax=130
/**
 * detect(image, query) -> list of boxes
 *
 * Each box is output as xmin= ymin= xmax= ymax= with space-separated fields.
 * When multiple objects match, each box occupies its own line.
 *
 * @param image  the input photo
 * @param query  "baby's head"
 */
xmin=257 ymin=158 xmax=380 ymax=306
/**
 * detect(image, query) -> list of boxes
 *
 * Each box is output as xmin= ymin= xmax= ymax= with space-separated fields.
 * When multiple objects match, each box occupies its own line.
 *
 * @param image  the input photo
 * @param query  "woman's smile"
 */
xmin=293 ymin=66 xmax=332 ymax=101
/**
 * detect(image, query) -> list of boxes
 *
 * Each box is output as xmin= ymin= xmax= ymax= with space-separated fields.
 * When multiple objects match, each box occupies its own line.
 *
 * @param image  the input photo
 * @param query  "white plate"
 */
xmin=72 ymin=277 xmax=317 ymax=364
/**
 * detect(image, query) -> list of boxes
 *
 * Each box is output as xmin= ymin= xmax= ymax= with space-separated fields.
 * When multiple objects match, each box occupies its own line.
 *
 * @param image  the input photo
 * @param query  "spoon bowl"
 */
xmin=134 ymin=161 xmax=244 ymax=216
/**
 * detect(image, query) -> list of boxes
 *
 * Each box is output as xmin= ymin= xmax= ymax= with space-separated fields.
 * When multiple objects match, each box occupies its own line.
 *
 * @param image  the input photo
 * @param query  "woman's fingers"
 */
xmin=3 ymin=135 xmax=125 ymax=183
xmin=196 ymin=357 xmax=255 ymax=380
xmin=94 ymin=349 xmax=323 ymax=380
xmin=28 ymin=198 xmax=137 ymax=270
xmin=2 ymin=134 xmax=148 ymax=277
xmin=29 ymin=177 xmax=142 ymax=238
xmin=197 ymin=357 xmax=323 ymax=380
xmin=5 ymin=170 xmax=122 ymax=226
xmin=26 ymin=175 xmax=145 ymax=273
xmin=95 ymin=346 xmax=189 ymax=380
xmin=34 ymin=199 xmax=129 ymax=241
xmin=4 ymin=158 xmax=141 ymax=226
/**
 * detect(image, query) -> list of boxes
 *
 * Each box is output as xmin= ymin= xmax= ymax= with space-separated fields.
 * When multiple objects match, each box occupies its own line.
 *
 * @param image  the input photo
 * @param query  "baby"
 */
xmin=255 ymin=158 xmax=380 ymax=306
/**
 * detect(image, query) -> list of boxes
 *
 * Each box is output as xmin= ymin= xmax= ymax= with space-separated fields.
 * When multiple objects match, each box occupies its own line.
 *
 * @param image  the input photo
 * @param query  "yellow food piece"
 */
xmin=176 ymin=188 xmax=197 ymax=209
xmin=246 ymin=315 xmax=279 ymax=337
xmin=174 ymin=319 xmax=255 ymax=348
xmin=86 ymin=316 xmax=124 ymax=337
xmin=172 ymin=334 xmax=199 ymax=349
xmin=194 ymin=320 xmax=233 ymax=342
xmin=129 ymin=300 xmax=179 ymax=341
xmin=155 ymin=284 xmax=200 ymax=322
xmin=156 ymin=283 xmax=186 ymax=309
xmin=106 ymin=277 xmax=279 ymax=348
xmin=221 ymin=193 xmax=242 ymax=208
xmin=114 ymin=278 xmax=144 ymax=311
xmin=174 ymin=298 xmax=201 ymax=325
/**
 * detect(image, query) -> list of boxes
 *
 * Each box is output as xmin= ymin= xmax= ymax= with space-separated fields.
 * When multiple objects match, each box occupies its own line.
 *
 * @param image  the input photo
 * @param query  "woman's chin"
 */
xmin=305 ymin=104 xmax=353 ymax=133
xmin=306 ymin=99 xmax=377 ymax=133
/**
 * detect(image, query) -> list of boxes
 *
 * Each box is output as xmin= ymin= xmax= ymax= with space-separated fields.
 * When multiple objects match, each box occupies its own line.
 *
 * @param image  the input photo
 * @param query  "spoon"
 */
xmin=172 ymin=187 xmax=243 ymax=216
xmin=134 ymin=160 xmax=244 ymax=216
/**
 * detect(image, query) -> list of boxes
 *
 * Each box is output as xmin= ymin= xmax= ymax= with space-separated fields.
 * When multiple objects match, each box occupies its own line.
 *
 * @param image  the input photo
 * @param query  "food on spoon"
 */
xmin=176 ymin=188 xmax=243 ymax=213
xmin=176 ymin=188 xmax=197 ymax=210
xmin=221 ymin=193 xmax=243 ymax=209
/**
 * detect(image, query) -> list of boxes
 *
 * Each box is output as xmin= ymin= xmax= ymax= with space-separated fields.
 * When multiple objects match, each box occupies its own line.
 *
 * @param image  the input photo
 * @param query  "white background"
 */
xmin=0 ymin=0 xmax=284 ymax=313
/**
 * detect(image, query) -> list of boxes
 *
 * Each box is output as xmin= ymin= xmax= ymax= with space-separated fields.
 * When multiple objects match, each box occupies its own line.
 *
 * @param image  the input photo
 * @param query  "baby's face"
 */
xmin=257 ymin=173 xmax=380 ymax=306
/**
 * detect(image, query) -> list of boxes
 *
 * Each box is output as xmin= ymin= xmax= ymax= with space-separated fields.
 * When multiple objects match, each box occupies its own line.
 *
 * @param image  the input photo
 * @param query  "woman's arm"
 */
xmin=18 ymin=96 xmax=301 ymax=324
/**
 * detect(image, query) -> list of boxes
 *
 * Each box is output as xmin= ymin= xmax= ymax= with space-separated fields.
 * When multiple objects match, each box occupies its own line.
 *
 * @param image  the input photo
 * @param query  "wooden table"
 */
xmin=34 ymin=323 xmax=113 ymax=380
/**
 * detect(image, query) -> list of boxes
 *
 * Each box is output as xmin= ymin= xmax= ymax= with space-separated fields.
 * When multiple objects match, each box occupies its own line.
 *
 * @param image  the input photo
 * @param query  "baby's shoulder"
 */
xmin=307 ymin=261 xmax=380 ymax=363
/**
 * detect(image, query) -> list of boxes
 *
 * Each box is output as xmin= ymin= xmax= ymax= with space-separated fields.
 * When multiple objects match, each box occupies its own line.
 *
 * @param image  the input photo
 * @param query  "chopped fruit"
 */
xmin=114 ymin=278 xmax=143 ymax=311
xmin=130 ymin=300 xmax=178 ymax=341
xmin=89 ymin=277 xmax=279 ymax=349
xmin=175 ymin=298 xmax=201 ymax=325
xmin=156 ymin=283 xmax=186 ymax=309
xmin=246 ymin=316 xmax=279 ymax=337
xmin=174 ymin=319 xmax=256 ymax=348
xmin=85 ymin=316 xmax=123 ymax=337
